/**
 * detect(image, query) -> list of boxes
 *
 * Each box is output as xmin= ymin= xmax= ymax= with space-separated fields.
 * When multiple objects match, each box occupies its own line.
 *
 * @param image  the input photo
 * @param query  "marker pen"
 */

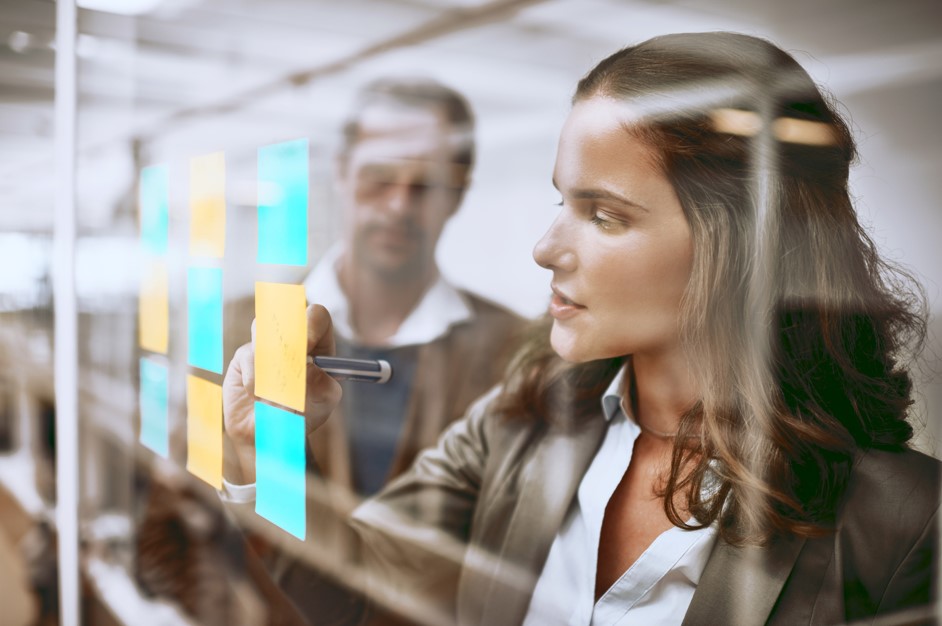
xmin=306 ymin=355 xmax=393 ymax=384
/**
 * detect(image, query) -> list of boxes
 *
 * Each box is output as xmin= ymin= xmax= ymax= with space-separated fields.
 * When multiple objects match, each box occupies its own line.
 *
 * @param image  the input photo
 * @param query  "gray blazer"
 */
xmin=351 ymin=388 xmax=940 ymax=626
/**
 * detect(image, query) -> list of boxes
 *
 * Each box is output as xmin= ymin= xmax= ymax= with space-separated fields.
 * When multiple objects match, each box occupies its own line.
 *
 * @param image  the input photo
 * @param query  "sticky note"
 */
xmin=139 ymin=260 xmax=168 ymax=354
xmin=255 ymin=401 xmax=306 ymax=539
xmin=139 ymin=358 xmax=169 ymax=457
xmin=255 ymin=282 xmax=307 ymax=412
xmin=186 ymin=375 xmax=222 ymax=488
xmin=190 ymin=152 xmax=226 ymax=258
xmin=140 ymin=164 xmax=169 ymax=255
xmin=258 ymin=139 xmax=308 ymax=266
xmin=187 ymin=267 xmax=223 ymax=374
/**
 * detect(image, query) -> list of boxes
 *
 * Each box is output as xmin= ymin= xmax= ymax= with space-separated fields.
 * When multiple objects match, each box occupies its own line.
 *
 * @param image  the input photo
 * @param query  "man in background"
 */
xmin=133 ymin=77 xmax=526 ymax=626
xmin=229 ymin=78 xmax=525 ymax=624
xmin=306 ymin=77 xmax=524 ymax=496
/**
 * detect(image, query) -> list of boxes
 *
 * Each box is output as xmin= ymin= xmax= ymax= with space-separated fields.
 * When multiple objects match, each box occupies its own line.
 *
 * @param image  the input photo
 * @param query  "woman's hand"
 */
xmin=222 ymin=304 xmax=343 ymax=483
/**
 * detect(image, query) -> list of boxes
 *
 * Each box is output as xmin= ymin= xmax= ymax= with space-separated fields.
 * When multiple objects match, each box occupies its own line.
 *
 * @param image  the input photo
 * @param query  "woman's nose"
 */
xmin=533 ymin=214 xmax=576 ymax=272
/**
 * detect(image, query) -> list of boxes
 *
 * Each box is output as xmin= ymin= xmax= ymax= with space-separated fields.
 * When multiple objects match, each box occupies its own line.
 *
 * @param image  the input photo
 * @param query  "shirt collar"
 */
xmin=303 ymin=243 xmax=475 ymax=348
xmin=601 ymin=364 xmax=628 ymax=422
xmin=601 ymin=362 xmax=722 ymax=504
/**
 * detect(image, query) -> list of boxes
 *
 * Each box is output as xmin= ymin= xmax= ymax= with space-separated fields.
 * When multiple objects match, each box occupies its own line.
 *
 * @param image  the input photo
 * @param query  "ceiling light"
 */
xmin=8 ymin=31 xmax=33 ymax=54
xmin=77 ymin=0 xmax=164 ymax=16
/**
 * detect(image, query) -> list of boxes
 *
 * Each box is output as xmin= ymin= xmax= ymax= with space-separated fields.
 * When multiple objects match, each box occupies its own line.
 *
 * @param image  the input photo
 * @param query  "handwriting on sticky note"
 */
xmin=255 ymin=281 xmax=307 ymax=412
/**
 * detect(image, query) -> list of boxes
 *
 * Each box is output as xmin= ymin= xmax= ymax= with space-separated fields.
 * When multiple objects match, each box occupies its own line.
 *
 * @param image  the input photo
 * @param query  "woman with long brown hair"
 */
xmin=223 ymin=32 xmax=938 ymax=625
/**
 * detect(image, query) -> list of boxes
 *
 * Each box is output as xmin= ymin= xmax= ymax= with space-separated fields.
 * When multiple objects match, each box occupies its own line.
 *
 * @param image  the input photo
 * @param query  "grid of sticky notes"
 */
xmin=254 ymin=138 xmax=310 ymax=539
xmin=186 ymin=152 xmax=226 ymax=488
xmin=138 ymin=164 xmax=170 ymax=457
xmin=136 ymin=140 xmax=310 ymax=538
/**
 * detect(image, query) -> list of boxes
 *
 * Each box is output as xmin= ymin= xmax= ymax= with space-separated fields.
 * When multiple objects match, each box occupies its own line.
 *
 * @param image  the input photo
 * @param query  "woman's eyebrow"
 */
xmin=552 ymin=177 xmax=649 ymax=213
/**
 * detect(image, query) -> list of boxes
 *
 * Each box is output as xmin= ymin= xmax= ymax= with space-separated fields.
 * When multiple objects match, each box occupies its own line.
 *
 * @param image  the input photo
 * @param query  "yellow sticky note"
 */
xmin=255 ymin=282 xmax=307 ymax=412
xmin=139 ymin=260 xmax=168 ymax=354
xmin=186 ymin=375 xmax=223 ymax=488
xmin=190 ymin=152 xmax=226 ymax=258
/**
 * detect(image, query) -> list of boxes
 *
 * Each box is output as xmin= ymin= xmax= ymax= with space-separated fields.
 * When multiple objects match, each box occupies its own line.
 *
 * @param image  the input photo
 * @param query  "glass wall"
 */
xmin=1 ymin=0 xmax=940 ymax=624
xmin=0 ymin=1 xmax=58 ymax=624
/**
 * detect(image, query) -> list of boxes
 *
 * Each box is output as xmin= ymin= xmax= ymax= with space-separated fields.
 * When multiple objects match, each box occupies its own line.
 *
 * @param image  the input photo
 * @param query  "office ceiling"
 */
xmin=0 ymin=0 xmax=940 ymax=233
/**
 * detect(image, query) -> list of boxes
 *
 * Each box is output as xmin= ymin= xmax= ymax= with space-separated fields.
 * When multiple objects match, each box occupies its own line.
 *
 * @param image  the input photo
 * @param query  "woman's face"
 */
xmin=533 ymin=96 xmax=694 ymax=363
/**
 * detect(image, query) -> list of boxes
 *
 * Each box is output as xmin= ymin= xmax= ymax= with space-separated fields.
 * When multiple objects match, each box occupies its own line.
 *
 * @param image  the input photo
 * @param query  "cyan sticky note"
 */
xmin=139 ymin=357 xmax=169 ymax=457
xmin=140 ymin=165 xmax=169 ymax=255
xmin=187 ymin=266 xmax=223 ymax=374
xmin=258 ymin=138 xmax=308 ymax=266
xmin=255 ymin=401 xmax=306 ymax=539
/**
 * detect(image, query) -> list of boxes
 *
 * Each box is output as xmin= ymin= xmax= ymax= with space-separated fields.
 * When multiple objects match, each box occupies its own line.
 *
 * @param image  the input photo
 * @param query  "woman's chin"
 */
xmin=549 ymin=328 xmax=592 ymax=363
xmin=550 ymin=326 xmax=632 ymax=364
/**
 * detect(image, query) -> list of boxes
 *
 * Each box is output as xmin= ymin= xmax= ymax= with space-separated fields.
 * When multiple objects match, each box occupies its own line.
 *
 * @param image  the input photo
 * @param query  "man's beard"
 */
xmin=352 ymin=224 xmax=430 ymax=285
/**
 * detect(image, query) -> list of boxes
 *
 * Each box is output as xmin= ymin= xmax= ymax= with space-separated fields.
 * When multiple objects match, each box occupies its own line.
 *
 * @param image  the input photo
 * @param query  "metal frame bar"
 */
xmin=53 ymin=0 xmax=79 ymax=624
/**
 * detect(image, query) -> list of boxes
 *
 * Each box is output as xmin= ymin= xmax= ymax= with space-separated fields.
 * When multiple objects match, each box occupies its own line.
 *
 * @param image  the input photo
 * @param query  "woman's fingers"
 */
xmin=304 ymin=359 xmax=343 ymax=434
xmin=307 ymin=304 xmax=336 ymax=357
xmin=223 ymin=342 xmax=258 ymax=447
xmin=222 ymin=304 xmax=343 ymax=463
xmin=304 ymin=304 xmax=341 ymax=432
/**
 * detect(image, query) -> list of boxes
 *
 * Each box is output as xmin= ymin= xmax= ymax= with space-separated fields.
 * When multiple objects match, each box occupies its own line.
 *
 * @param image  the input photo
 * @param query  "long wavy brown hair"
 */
xmin=497 ymin=32 xmax=927 ymax=545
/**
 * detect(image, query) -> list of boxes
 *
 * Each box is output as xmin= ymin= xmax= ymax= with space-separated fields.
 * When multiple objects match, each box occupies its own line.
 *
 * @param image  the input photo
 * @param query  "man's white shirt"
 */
xmin=302 ymin=244 xmax=474 ymax=347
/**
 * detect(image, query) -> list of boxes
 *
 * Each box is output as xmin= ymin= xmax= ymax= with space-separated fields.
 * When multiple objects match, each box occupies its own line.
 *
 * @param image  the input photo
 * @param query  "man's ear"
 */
xmin=333 ymin=154 xmax=351 ymax=198
xmin=334 ymin=152 xmax=348 ymax=181
xmin=450 ymin=182 xmax=470 ymax=216
xmin=447 ymin=164 xmax=472 ymax=216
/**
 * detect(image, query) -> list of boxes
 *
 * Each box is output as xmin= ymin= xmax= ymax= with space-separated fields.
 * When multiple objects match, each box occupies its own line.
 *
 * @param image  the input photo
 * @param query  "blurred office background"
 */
xmin=0 ymin=0 xmax=940 ymax=623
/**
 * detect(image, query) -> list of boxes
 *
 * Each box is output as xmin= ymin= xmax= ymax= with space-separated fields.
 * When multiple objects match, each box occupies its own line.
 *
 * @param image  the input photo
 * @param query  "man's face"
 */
xmin=338 ymin=102 xmax=468 ymax=284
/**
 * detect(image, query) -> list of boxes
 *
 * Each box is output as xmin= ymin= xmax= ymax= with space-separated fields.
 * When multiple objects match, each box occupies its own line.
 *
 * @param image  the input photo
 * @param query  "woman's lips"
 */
xmin=549 ymin=287 xmax=586 ymax=320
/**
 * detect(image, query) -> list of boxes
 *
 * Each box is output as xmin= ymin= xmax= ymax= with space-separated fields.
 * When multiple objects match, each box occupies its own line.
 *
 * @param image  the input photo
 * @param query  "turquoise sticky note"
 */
xmin=255 ymin=401 xmax=306 ymax=539
xmin=187 ymin=267 xmax=223 ymax=374
xmin=139 ymin=357 xmax=169 ymax=457
xmin=140 ymin=165 xmax=169 ymax=255
xmin=258 ymin=138 xmax=308 ymax=266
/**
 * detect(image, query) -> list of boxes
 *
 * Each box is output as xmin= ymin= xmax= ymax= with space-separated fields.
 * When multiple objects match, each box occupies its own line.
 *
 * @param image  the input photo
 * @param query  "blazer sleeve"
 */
xmin=348 ymin=386 xmax=501 ymax=625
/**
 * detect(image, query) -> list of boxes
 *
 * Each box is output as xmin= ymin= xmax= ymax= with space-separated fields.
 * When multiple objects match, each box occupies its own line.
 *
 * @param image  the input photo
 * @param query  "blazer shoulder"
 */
xmin=849 ymin=447 xmax=941 ymax=515
xmin=840 ymin=447 xmax=940 ymax=565
xmin=837 ymin=448 xmax=941 ymax=619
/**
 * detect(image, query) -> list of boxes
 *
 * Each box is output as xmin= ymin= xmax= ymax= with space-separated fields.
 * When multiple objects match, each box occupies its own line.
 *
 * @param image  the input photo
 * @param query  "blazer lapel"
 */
xmin=473 ymin=413 xmax=609 ymax=626
xmin=682 ymin=532 xmax=806 ymax=626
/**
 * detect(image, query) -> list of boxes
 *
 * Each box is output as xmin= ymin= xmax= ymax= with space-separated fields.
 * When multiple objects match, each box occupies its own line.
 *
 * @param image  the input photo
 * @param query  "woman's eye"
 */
xmin=590 ymin=211 xmax=619 ymax=230
xmin=590 ymin=215 xmax=612 ymax=229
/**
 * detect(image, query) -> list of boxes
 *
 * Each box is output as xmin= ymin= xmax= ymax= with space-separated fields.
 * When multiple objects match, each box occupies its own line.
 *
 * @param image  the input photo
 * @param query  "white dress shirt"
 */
xmin=522 ymin=366 xmax=717 ymax=626
xmin=302 ymin=244 xmax=474 ymax=347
